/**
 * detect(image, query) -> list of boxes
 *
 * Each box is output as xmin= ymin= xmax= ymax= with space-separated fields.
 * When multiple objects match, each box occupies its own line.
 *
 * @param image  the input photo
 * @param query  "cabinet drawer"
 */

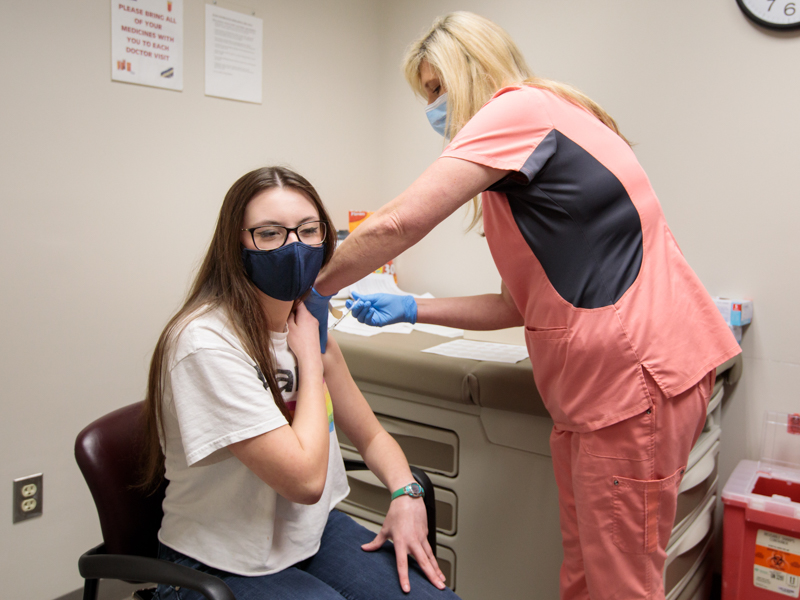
xmin=673 ymin=440 xmax=720 ymax=538
xmin=703 ymin=380 xmax=725 ymax=431
xmin=338 ymin=414 xmax=459 ymax=477
xmin=669 ymin=551 xmax=712 ymax=600
xmin=664 ymin=495 xmax=715 ymax=597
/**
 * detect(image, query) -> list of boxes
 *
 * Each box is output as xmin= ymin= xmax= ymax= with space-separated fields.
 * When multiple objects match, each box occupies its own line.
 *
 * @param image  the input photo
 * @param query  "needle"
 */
xmin=328 ymin=304 xmax=354 ymax=330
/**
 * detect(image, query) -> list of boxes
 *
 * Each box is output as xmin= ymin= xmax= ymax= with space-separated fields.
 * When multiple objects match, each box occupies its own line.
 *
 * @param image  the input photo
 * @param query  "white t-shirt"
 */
xmin=157 ymin=306 xmax=349 ymax=576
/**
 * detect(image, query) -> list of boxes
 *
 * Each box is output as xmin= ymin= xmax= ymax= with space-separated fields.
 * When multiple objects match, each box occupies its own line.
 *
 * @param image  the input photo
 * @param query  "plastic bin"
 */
xmin=722 ymin=412 xmax=800 ymax=599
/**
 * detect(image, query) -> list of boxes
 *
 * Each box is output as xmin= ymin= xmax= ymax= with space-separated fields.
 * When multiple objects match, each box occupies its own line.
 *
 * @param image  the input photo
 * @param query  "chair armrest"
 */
xmin=343 ymin=459 xmax=437 ymax=557
xmin=79 ymin=545 xmax=235 ymax=600
xmin=410 ymin=466 xmax=437 ymax=557
xmin=343 ymin=458 xmax=370 ymax=472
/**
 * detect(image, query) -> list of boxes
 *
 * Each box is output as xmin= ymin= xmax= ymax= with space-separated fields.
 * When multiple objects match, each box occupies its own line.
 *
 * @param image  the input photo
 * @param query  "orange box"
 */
xmin=348 ymin=210 xmax=372 ymax=233
xmin=348 ymin=211 xmax=396 ymax=282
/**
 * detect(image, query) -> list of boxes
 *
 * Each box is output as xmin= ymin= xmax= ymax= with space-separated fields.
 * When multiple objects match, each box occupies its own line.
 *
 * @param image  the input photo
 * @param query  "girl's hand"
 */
xmin=287 ymin=303 xmax=322 ymax=367
xmin=361 ymin=495 xmax=446 ymax=593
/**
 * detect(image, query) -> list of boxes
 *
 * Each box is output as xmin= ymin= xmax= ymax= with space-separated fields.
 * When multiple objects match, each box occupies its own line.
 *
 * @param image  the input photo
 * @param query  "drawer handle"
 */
xmin=706 ymin=386 xmax=724 ymax=416
xmin=679 ymin=445 xmax=718 ymax=493
xmin=666 ymin=496 xmax=714 ymax=565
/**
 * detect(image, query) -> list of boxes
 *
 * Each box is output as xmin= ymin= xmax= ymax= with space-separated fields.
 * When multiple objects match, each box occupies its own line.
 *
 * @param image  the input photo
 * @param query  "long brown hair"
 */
xmin=140 ymin=166 xmax=336 ymax=491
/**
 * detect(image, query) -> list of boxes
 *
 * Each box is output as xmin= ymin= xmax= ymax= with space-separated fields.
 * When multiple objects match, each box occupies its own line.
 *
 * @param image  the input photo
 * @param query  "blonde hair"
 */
xmin=403 ymin=11 xmax=629 ymax=230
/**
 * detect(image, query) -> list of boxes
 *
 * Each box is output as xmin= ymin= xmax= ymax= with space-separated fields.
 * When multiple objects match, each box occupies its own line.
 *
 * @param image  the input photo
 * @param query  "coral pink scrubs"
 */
xmin=441 ymin=86 xmax=740 ymax=599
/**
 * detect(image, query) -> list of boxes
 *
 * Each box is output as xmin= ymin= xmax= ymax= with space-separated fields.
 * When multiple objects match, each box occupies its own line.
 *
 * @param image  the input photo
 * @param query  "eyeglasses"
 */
xmin=242 ymin=221 xmax=327 ymax=251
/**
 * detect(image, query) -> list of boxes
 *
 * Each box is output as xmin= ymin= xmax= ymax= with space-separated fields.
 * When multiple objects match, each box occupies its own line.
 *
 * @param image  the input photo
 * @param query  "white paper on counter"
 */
xmin=331 ymin=274 xmax=461 ymax=337
xmin=422 ymin=339 xmax=530 ymax=364
xmin=413 ymin=323 xmax=464 ymax=338
xmin=330 ymin=313 xmax=462 ymax=338
xmin=331 ymin=314 xmax=414 ymax=336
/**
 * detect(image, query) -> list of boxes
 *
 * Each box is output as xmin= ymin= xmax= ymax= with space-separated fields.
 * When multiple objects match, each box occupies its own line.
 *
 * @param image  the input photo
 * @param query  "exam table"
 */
xmin=332 ymin=329 xmax=742 ymax=600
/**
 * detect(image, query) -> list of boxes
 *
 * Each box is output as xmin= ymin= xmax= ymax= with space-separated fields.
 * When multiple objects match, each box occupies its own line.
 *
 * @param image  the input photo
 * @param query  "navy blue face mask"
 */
xmin=242 ymin=242 xmax=325 ymax=301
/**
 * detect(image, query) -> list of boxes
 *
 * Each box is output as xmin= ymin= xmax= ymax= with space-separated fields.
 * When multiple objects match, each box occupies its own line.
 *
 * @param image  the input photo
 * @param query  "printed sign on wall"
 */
xmin=111 ymin=0 xmax=184 ymax=91
xmin=205 ymin=4 xmax=263 ymax=104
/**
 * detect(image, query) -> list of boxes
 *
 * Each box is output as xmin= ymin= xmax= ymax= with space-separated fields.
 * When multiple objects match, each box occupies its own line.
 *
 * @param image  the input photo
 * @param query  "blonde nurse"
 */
xmin=313 ymin=12 xmax=740 ymax=600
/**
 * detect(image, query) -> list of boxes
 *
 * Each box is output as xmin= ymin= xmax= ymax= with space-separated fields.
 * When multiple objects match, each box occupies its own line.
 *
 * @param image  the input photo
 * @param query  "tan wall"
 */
xmin=0 ymin=1 xmax=382 ymax=597
xmin=2 ymin=0 xmax=798 ymax=597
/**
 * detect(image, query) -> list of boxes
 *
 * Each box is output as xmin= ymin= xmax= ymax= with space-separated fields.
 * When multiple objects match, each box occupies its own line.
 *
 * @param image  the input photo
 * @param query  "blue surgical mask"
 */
xmin=425 ymin=92 xmax=448 ymax=137
xmin=242 ymin=242 xmax=325 ymax=301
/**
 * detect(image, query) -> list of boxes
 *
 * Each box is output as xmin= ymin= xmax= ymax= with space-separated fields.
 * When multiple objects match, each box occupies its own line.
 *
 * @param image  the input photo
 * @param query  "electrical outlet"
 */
xmin=13 ymin=474 xmax=43 ymax=523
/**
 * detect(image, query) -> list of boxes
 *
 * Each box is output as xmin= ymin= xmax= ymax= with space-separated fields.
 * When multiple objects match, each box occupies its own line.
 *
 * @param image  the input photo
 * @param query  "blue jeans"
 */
xmin=154 ymin=509 xmax=459 ymax=600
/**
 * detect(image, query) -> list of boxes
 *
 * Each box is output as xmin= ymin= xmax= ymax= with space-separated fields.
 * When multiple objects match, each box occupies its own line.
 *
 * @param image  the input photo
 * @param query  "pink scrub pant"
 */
xmin=550 ymin=368 xmax=715 ymax=600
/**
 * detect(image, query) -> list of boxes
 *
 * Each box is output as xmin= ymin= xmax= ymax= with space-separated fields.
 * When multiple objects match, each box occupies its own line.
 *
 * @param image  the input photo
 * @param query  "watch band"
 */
xmin=391 ymin=482 xmax=424 ymax=500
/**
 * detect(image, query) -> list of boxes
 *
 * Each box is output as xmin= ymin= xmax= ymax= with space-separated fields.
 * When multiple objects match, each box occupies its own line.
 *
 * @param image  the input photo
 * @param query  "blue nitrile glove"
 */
xmin=303 ymin=288 xmax=332 ymax=353
xmin=345 ymin=292 xmax=417 ymax=327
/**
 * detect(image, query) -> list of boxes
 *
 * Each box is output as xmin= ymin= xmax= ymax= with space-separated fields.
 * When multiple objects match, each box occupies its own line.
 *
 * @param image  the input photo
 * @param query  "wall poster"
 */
xmin=111 ymin=0 xmax=184 ymax=91
xmin=205 ymin=4 xmax=263 ymax=104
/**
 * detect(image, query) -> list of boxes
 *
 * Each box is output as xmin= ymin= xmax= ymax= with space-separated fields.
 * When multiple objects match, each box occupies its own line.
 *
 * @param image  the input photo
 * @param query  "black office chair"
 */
xmin=75 ymin=401 xmax=436 ymax=600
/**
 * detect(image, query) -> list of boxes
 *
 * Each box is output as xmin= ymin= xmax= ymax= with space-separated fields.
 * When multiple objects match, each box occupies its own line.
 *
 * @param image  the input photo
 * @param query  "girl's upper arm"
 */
xmin=228 ymin=423 xmax=298 ymax=474
xmin=170 ymin=347 xmax=288 ymax=466
xmin=321 ymin=336 xmax=383 ymax=452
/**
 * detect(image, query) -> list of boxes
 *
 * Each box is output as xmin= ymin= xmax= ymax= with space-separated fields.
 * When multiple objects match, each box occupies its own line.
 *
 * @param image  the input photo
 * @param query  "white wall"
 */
xmin=2 ymin=1 xmax=799 ymax=598
xmin=0 ymin=1 xmax=382 ymax=598
xmin=378 ymin=0 xmax=800 ymax=576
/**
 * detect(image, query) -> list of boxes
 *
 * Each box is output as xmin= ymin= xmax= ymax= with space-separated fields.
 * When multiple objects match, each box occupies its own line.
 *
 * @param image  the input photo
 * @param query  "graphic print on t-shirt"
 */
xmin=282 ymin=386 xmax=334 ymax=431
xmin=254 ymin=366 xmax=296 ymax=393
xmin=254 ymin=365 xmax=334 ymax=431
xmin=276 ymin=369 xmax=294 ymax=393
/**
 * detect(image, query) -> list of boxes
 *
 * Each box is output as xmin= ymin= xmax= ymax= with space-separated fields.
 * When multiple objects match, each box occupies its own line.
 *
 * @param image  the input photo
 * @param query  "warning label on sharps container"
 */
xmin=754 ymin=529 xmax=800 ymax=598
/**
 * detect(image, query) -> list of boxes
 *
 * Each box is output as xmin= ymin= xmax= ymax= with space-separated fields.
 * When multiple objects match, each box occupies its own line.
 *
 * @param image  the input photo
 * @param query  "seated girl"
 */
xmin=139 ymin=166 xmax=458 ymax=600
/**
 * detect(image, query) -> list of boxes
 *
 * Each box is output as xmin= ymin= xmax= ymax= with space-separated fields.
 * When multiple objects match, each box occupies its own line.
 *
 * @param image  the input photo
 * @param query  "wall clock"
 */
xmin=737 ymin=0 xmax=800 ymax=29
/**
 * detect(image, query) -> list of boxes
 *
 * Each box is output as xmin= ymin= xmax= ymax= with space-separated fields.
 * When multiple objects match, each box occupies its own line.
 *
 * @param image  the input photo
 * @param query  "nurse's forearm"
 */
xmin=315 ymin=157 xmax=507 ymax=296
xmin=315 ymin=213 xmax=403 ymax=296
xmin=416 ymin=292 xmax=524 ymax=330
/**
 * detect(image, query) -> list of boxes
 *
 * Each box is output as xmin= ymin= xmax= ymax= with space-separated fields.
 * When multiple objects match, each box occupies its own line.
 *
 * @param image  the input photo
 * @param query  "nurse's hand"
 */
xmin=361 ymin=495 xmax=446 ymax=593
xmin=303 ymin=288 xmax=332 ymax=353
xmin=346 ymin=292 xmax=417 ymax=327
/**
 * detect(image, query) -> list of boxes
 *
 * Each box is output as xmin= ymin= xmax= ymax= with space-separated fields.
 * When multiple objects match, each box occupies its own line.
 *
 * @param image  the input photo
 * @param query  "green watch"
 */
xmin=391 ymin=482 xmax=425 ymax=500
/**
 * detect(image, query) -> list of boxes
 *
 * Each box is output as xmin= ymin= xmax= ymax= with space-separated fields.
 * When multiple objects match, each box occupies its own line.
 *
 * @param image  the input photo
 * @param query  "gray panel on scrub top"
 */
xmin=489 ymin=129 xmax=643 ymax=309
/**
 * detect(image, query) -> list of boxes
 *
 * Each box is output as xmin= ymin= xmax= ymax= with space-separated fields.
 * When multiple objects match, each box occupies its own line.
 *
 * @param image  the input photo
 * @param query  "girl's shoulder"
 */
xmin=170 ymin=305 xmax=247 ymax=366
